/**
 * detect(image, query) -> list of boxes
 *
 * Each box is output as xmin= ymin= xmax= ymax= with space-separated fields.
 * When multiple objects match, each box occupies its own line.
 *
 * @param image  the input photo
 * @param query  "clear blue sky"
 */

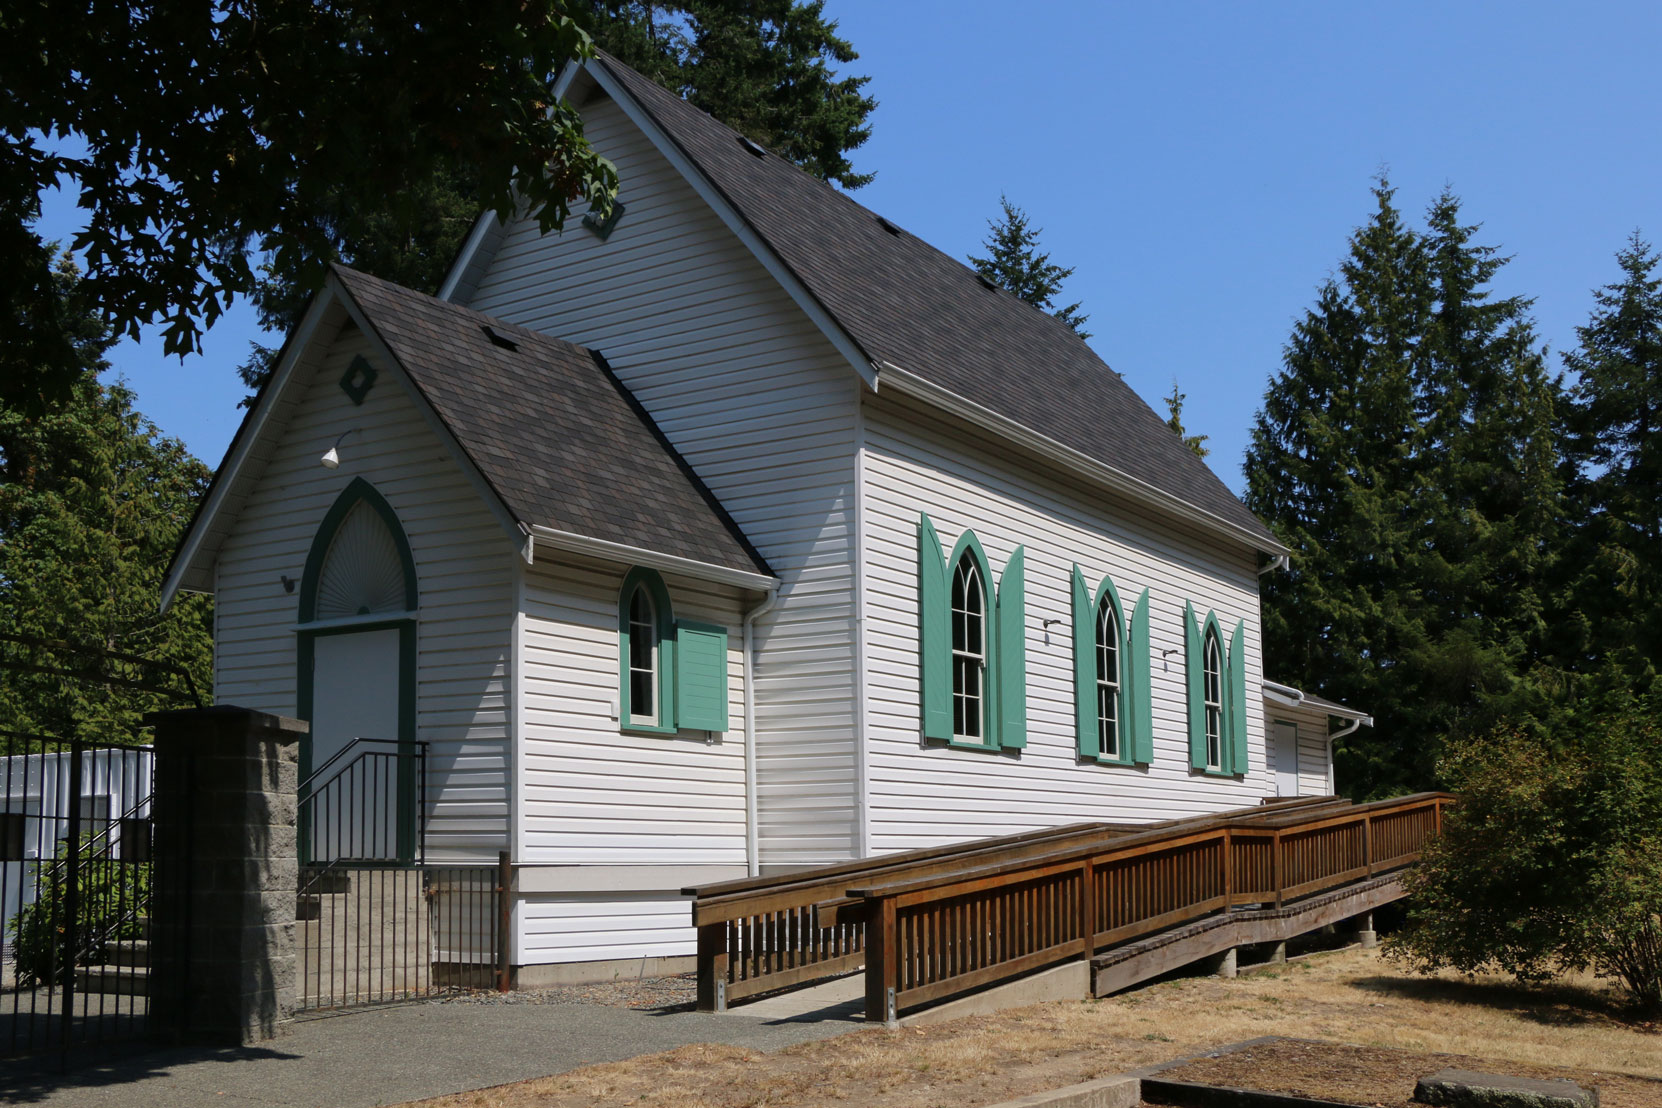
xmin=34 ymin=1 xmax=1662 ymax=496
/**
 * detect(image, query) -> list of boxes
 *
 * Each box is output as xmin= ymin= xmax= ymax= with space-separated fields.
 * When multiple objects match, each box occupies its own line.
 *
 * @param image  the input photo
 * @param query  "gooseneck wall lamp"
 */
xmin=320 ymin=428 xmax=362 ymax=470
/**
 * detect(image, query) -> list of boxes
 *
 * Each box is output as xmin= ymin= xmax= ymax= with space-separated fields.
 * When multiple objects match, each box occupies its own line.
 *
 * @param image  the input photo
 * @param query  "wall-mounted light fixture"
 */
xmin=320 ymin=428 xmax=361 ymax=470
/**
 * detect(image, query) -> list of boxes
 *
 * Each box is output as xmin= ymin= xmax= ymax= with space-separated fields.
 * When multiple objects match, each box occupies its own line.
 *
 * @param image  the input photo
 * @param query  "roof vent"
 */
xmin=976 ymin=274 xmax=998 ymax=291
xmin=481 ymin=324 xmax=518 ymax=352
xmin=877 ymin=215 xmax=903 ymax=236
xmin=738 ymin=135 xmax=768 ymax=159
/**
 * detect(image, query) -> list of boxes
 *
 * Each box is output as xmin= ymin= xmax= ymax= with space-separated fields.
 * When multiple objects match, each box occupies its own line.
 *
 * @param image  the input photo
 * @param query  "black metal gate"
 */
xmin=0 ymin=635 xmax=199 ymax=1060
xmin=295 ymin=738 xmax=506 ymax=1011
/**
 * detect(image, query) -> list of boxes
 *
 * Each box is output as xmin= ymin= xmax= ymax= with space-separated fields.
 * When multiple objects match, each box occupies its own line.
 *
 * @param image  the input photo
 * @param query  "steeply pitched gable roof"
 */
xmin=333 ymin=265 xmax=770 ymax=579
xmin=590 ymin=52 xmax=1278 ymax=550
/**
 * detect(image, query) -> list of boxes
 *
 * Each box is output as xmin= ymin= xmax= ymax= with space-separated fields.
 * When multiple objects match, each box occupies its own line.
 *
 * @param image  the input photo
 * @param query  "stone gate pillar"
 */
xmin=146 ymin=706 xmax=306 ymax=1044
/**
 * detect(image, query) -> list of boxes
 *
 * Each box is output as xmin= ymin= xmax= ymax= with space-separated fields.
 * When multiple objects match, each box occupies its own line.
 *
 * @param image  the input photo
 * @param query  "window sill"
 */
xmin=1193 ymin=767 xmax=1241 ymax=779
xmin=621 ymin=722 xmax=678 ymax=737
xmin=944 ymin=737 xmax=1007 ymax=754
xmin=1091 ymin=755 xmax=1144 ymax=768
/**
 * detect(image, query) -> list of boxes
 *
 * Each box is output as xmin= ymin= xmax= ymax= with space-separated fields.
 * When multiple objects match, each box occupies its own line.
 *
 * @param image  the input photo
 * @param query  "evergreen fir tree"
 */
xmin=1246 ymin=180 xmax=1429 ymax=797
xmin=1560 ymin=233 xmax=1662 ymax=691
xmin=969 ymin=195 xmax=1091 ymax=338
xmin=1162 ymin=382 xmax=1210 ymax=458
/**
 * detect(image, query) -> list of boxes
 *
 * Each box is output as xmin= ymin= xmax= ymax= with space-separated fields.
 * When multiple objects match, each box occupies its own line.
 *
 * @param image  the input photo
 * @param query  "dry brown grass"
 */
xmin=408 ymin=947 xmax=1662 ymax=1108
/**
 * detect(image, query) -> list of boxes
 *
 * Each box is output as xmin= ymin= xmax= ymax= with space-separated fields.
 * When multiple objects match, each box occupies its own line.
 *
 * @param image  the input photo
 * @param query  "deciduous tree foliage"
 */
xmin=0 ymin=257 xmax=213 ymax=743
xmin=2 ymin=1 xmax=618 ymax=415
xmin=236 ymin=0 xmax=878 ymax=402
xmin=970 ymin=195 xmax=1092 ymax=338
xmin=1245 ymin=182 xmax=1562 ymax=797
xmin=1387 ymin=694 xmax=1662 ymax=1014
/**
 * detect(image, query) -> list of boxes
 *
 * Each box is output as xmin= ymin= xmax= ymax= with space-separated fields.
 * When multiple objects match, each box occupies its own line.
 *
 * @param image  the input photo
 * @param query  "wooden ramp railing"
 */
xmin=684 ymin=793 xmax=1393 ymax=1012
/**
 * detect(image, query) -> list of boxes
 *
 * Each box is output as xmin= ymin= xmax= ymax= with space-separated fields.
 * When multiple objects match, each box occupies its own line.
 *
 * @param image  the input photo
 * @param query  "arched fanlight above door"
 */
xmin=300 ymin=478 xmax=418 ymax=623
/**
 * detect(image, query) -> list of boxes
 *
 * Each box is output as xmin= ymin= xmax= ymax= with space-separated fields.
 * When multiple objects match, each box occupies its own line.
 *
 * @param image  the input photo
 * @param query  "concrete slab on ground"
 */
xmin=0 ymin=999 xmax=859 ymax=1108
xmin=722 ymin=973 xmax=865 ymax=1024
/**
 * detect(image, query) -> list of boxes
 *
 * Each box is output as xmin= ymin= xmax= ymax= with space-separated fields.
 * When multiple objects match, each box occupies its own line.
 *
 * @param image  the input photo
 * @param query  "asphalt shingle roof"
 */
xmin=335 ymin=265 xmax=770 ymax=579
xmin=595 ymin=53 xmax=1278 ymax=548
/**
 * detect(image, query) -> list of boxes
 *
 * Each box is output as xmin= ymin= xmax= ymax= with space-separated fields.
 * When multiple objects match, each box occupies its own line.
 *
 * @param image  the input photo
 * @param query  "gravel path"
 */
xmin=438 ymin=972 xmax=698 ymax=1011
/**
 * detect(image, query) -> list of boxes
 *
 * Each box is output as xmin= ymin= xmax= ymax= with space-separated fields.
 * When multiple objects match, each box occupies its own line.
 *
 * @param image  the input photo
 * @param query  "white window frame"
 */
xmin=627 ymin=584 xmax=660 ymax=728
xmin=1203 ymin=632 xmax=1223 ymax=771
xmin=951 ymin=554 xmax=987 ymax=742
xmin=1096 ymin=600 xmax=1121 ymax=760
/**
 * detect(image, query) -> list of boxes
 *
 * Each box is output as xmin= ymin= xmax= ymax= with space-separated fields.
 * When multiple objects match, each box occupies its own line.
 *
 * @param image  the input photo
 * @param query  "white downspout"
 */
xmin=1258 ymin=552 xmax=1290 ymax=576
xmin=1325 ymin=715 xmax=1372 ymax=794
xmin=741 ymin=585 xmax=779 ymax=878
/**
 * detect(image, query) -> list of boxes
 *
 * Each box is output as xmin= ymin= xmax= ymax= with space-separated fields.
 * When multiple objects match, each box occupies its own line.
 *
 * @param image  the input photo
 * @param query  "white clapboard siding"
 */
xmin=519 ymin=893 xmax=696 ymax=964
xmin=860 ymin=393 xmax=1269 ymax=853
xmin=1277 ymin=702 xmax=1341 ymax=796
xmin=213 ymin=324 xmax=514 ymax=862
xmin=462 ymin=93 xmax=860 ymax=868
xmin=519 ymin=553 xmax=748 ymax=870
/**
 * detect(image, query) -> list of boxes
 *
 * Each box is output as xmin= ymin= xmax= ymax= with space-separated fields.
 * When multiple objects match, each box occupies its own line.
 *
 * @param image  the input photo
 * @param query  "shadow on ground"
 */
xmin=1348 ymin=972 xmax=1631 ymax=1027
xmin=0 ymin=1041 xmax=304 ymax=1104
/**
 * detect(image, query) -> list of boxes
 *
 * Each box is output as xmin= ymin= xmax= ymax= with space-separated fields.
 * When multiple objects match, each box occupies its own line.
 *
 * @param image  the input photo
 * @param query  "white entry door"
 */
xmin=1271 ymin=721 xmax=1300 ymax=797
xmin=309 ymin=628 xmax=403 ymax=861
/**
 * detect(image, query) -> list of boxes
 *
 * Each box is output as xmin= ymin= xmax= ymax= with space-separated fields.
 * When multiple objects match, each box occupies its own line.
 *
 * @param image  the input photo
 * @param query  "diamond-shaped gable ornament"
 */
xmin=339 ymin=355 xmax=377 ymax=405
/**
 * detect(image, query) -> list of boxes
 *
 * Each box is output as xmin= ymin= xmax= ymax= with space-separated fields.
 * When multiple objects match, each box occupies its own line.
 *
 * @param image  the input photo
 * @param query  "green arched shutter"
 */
xmin=996 ymin=546 xmax=1027 ymax=749
xmin=1129 ymin=588 xmax=1153 ymax=764
xmin=1185 ymin=602 xmax=1206 ymax=770
xmin=1072 ymin=567 xmax=1096 ymax=759
xmin=918 ymin=514 xmax=951 ymax=741
xmin=1227 ymin=619 xmax=1249 ymax=775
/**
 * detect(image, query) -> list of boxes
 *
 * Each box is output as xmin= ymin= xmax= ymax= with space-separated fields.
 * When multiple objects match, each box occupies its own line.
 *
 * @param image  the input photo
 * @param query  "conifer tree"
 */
xmin=1248 ymin=182 xmax=1569 ymax=796
xmin=1163 ymin=382 xmax=1210 ymax=458
xmin=1560 ymin=234 xmax=1662 ymax=691
xmin=970 ymin=195 xmax=1091 ymax=338
xmin=1246 ymin=181 xmax=1429 ymax=796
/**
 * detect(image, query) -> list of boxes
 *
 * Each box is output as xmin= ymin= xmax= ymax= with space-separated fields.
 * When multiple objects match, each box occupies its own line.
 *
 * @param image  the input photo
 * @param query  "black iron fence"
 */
xmin=0 ymin=731 xmax=168 ymax=1058
xmin=296 ymin=739 xmax=504 ymax=1010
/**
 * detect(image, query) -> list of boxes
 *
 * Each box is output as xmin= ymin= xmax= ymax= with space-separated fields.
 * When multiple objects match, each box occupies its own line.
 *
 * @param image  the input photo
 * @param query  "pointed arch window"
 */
xmin=299 ymin=478 xmax=418 ymax=623
xmin=950 ymin=551 xmax=987 ymax=741
xmin=1071 ymin=568 xmax=1152 ymax=765
xmin=917 ymin=515 xmax=1027 ymax=752
xmin=617 ymin=567 xmax=730 ymax=736
xmin=1185 ymin=603 xmax=1249 ymax=776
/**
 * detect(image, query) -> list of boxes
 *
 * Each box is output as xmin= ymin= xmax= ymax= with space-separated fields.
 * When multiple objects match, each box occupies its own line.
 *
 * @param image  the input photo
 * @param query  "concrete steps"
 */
xmin=76 ymin=920 xmax=151 ymax=997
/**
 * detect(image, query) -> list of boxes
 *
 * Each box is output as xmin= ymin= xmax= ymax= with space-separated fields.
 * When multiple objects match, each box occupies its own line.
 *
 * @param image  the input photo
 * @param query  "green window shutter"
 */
xmin=1072 ymin=567 xmax=1096 ymax=759
xmin=1227 ymin=618 xmax=1248 ymax=775
xmin=1129 ymin=588 xmax=1154 ymax=765
xmin=996 ymin=546 xmax=1027 ymax=749
xmin=675 ymin=621 xmax=728 ymax=731
xmin=1185 ymin=602 xmax=1206 ymax=770
xmin=918 ymin=514 xmax=951 ymax=740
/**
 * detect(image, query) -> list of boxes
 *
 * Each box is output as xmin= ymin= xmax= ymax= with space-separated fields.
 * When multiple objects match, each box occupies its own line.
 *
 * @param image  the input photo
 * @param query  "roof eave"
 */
xmin=876 ymin=361 xmax=1289 ymax=558
xmin=528 ymin=525 xmax=777 ymax=592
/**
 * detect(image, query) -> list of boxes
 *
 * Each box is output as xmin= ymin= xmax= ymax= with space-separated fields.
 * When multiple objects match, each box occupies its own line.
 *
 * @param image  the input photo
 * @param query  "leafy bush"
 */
xmin=1386 ymin=692 xmax=1662 ymax=1012
xmin=9 ymin=840 xmax=149 ymax=987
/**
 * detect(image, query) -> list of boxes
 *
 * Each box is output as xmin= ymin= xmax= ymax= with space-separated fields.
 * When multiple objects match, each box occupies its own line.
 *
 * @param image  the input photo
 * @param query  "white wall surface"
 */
xmin=212 ymin=323 xmax=515 ymax=862
xmin=461 ymin=91 xmax=861 ymax=868
xmin=1262 ymin=702 xmax=1339 ymax=797
xmin=860 ymin=393 xmax=1270 ymax=853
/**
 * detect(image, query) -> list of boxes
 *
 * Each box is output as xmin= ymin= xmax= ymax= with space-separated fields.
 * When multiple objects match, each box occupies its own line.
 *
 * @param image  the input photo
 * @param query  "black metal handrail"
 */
xmin=297 ymin=737 xmax=427 ymax=866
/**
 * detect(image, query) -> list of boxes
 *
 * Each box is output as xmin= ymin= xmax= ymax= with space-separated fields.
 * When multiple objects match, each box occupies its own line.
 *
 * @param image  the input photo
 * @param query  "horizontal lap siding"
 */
xmin=465 ymin=94 xmax=859 ymax=869
xmin=214 ymin=325 xmax=513 ymax=862
xmin=518 ymin=556 xmax=747 ymax=964
xmin=1278 ymin=703 xmax=1337 ymax=795
xmin=520 ymin=894 xmax=696 ymax=963
xmin=861 ymin=395 xmax=1267 ymax=853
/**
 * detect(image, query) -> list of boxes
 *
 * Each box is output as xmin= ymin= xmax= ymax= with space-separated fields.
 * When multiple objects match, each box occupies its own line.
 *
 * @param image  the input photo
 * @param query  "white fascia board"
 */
xmin=874 ymin=361 xmax=1290 ymax=559
xmin=159 ymin=287 xmax=340 ymax=612
xmin=329 ymin=277 xmax=532 ymax=562
xmin=528 ymin=525 xmax=776 ymax=592
xmin=1262 ymin=681 xmax=1305 ymax=709
xmin=581 ymin=60 xmax=879 ymax=392
xmin=437 ymin=60 xmax=586 ymax=303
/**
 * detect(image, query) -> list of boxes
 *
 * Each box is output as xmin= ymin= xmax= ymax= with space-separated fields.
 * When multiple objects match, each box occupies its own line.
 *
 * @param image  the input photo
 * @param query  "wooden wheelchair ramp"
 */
xmin=685 ymin=792 xmax=1451 ymax=1023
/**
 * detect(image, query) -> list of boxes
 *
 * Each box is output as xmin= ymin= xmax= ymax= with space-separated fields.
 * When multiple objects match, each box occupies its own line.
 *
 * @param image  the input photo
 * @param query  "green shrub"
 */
xmin=9 ymin=839 xmax=149 ymax=987
xmin=1385 ymin=692 xmax=1662 ymax=1013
